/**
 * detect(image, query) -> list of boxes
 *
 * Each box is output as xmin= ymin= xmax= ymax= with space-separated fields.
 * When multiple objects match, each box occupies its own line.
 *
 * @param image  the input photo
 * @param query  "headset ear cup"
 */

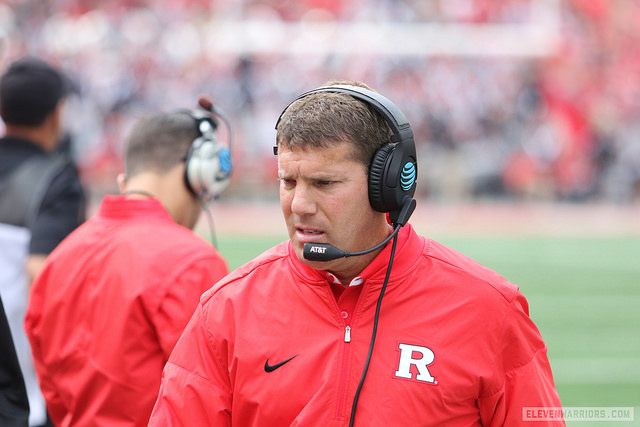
xmin=368 ymin=143 xmax=394 ymax=213
xmin=208 ymin=146 xmax=232 ymax=196
xmin=184 ymin=137 xmax=232 ymax=201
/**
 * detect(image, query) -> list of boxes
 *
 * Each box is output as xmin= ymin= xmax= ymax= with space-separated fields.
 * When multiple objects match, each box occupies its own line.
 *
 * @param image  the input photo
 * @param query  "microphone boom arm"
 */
xmin=302 ymin=197 xmax=416 ymax=262
xmin=303 ymin=225 xmax=401 ymax=261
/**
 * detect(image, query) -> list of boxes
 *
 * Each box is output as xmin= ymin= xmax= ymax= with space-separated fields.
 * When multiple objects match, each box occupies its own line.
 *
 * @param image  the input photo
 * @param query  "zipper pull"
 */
xmin=344 ymin=326 xmax=351 ymax=343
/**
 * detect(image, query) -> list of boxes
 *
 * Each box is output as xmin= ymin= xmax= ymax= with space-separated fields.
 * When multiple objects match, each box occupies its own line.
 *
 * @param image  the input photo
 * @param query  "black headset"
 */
xmin=182 ymin=105 xmax=233 ymax=203
xmin=275 ymin=84 xmax=418 ymax=226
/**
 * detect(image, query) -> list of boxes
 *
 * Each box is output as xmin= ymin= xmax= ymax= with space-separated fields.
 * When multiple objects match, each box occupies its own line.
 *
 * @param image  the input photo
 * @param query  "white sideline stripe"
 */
xmin=551 ymin=358 xmax=640 ymax=384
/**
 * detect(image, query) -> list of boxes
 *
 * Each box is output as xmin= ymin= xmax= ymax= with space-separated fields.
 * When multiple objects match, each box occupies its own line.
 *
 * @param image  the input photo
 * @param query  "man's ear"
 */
xmin=43 ymin=102 xmax=65 ymax=152
xmin=116 ymin=173 xmax=127 ymax=193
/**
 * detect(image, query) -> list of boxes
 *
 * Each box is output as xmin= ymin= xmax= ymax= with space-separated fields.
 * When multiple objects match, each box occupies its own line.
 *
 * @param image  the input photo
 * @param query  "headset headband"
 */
xmin=275 ymin=84 xmax=414 ymax=145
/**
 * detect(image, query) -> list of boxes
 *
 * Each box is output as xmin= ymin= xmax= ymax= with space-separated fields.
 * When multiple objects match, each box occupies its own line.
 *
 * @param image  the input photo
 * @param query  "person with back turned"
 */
xmin=148 ymin=81 xmax=564 ymax=426
xmin=0 ymin=56 xmax=86 ymax=427
xmin=25 ymin=101 xmax=232 ymax=427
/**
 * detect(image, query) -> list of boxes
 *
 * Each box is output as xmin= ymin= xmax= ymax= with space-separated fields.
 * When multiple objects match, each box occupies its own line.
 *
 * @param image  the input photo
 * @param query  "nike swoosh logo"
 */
xmin=264 ymin=355 xmax=298 ymax=373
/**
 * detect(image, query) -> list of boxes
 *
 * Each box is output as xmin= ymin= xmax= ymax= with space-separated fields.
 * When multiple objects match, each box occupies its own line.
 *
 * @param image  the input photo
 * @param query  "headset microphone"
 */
xmin=303 ymin=197 xmax=416 ymax=262
xmin=303 ymin=226 xmax=400 ymax=262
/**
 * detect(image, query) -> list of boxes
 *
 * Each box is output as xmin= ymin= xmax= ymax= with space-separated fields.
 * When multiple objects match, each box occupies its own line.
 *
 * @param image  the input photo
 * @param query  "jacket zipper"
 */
xmin=336 ymin=324 xmax=352 ymax=419
xmin=325 ymin=280 xmax=363 ymax=421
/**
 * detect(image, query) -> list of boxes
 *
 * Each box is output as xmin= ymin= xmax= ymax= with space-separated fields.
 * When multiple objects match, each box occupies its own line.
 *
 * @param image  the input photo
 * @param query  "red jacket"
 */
xmin=25 ymin=196 xmax=228 ymax=427
xmin=149 ymin=225 xmax=564 ymax=426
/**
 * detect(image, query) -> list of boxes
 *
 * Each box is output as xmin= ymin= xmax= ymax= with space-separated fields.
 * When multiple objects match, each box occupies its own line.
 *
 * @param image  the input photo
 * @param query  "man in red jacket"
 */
xmin=25 ymin=105 xmax=232 ymax=427
xmin=148 ymin=82 xmax=564 ymax=426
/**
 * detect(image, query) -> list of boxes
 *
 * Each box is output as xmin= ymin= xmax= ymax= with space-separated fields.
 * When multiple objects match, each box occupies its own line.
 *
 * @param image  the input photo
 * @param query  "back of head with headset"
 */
xmin=182 ymin=96 xmax=233 ymax=205
xmin=119 ymin=97 xmax=232 ymax=235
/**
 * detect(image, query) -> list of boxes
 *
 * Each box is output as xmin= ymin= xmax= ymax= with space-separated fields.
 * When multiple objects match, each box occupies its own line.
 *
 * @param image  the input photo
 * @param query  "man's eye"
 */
xmin=317 ymin=180 xmax=334 ymax=186
xmin=280 ymin=178 xmax=295 ymax=187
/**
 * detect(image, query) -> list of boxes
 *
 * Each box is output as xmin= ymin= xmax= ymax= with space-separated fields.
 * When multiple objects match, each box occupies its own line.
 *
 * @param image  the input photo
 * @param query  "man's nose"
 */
xmin=290 ymin=184 xmax=317 ymax=216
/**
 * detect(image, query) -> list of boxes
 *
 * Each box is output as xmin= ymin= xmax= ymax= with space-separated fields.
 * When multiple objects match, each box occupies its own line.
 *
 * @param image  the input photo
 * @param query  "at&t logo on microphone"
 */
xmin=308 ymin=246 xmax=327 ymax=254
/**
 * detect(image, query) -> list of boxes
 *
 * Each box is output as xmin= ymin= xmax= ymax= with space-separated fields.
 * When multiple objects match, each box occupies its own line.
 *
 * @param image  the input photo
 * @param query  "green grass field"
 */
xmin=216 ymin=234 xmax=640 ymax=425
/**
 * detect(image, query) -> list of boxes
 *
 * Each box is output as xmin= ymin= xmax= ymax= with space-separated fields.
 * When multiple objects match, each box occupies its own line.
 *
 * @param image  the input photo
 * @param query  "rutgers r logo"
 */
xmin=394 ymin=343 xmax=437 ymax=384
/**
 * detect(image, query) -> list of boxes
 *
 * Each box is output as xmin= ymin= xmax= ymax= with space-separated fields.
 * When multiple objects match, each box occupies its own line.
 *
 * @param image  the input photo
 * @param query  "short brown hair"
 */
xmin=275 ymin=80 xmax=393 ymax=169
xmin=124 ymin=112 xmax=198 ymax=178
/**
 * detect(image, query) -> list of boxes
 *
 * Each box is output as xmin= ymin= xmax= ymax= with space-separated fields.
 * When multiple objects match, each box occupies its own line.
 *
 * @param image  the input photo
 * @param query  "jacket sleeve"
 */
xmin=153 ymin=256 xmax=228 ymax=360
xmin=148 ymin=303 xmax=232 ymax=426
xmin=477 ymin=292 xmax=565 ymax=426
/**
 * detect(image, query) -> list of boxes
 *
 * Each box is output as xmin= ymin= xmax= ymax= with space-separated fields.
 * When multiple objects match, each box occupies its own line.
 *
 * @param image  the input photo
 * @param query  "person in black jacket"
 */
xmin=0 ymin=56 xmax=86 ymax=427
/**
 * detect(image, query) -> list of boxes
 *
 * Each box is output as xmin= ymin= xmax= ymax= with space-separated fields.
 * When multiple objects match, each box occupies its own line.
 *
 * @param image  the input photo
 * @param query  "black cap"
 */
xmin=0 ymin=56 xmax=72 ymax=126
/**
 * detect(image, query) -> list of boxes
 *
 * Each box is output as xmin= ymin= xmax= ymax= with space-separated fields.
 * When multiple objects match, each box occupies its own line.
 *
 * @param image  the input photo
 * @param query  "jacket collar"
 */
xmin=97 ymin=195 xmax=173 ymax=222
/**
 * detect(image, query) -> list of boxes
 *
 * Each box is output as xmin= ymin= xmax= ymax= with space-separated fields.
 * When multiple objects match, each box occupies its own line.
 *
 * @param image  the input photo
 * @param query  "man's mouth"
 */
xmin=299 ymin=228 xmax=322 ymax=235
xmin=295 ymin=227 xmax=325 ymax=243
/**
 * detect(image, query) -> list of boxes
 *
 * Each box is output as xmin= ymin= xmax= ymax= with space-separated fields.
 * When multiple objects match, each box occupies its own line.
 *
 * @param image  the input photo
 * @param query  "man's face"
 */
xmin=278 ymin=142 xmax=390 ymax=282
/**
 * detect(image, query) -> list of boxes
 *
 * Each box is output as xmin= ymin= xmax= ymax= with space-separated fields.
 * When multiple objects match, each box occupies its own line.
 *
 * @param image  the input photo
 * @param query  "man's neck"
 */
xmin=4 ymin=125 xmax=55 ymax=152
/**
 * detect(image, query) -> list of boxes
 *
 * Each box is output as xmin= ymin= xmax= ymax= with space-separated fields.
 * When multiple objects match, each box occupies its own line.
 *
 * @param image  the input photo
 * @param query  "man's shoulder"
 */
xmin=0 ymin=136 xmax=45 ymax=168
xmin=424 ymin=238 xmax=520 ymax=302
xmin=129 ymin=218 xmax=221 ymax=259
xmin=62 ymin=210 xmax=214 ymax=259
xmin=0 ymin=145 xmax=76 ymax=227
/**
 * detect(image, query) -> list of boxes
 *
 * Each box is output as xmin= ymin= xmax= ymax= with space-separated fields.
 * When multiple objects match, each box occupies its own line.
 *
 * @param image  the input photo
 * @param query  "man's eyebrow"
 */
xmin=310 ymin=175 xmax=339 ymax=182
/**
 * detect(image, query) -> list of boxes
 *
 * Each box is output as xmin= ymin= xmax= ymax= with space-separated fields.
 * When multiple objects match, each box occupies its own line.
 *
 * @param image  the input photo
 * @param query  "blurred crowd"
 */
xmin=1 ymin=0 xmax=639 ymax=204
